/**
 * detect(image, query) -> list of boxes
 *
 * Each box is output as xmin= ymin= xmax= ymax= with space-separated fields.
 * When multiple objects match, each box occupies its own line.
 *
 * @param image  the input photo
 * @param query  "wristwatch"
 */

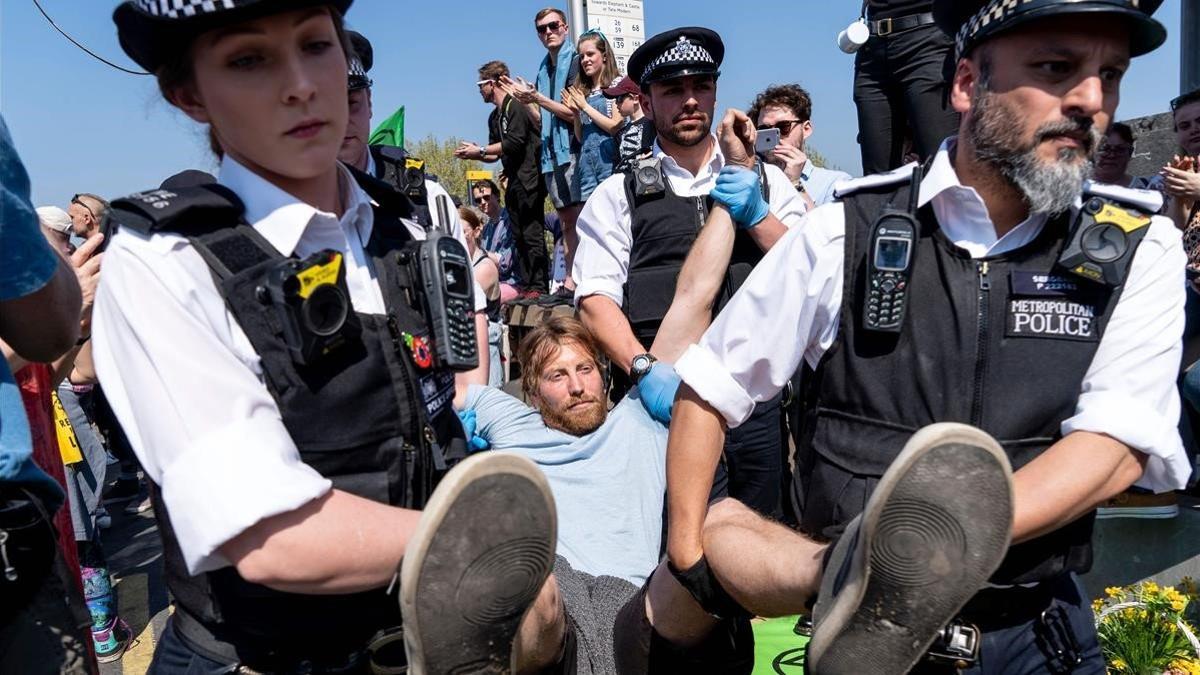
xmin=630 ymin=353 xmax=657 ymax=384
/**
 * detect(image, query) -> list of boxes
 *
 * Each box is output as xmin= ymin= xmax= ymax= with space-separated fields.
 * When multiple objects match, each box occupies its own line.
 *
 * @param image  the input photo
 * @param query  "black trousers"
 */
xmin=914 ymin=574 xmax=1104 ymax=674
xmin=507 ymin=184 xmax=550 ymax=293
xmin=711 ymin=393 xmax=785 ymax=519
xmin=853 ymin=23 xmax=960 ymax=174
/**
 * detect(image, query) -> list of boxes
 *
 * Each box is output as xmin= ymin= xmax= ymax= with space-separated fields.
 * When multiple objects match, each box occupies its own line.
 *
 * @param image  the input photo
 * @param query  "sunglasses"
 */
xmin=757 ymin=120 xmax=806 ymax=136
xmin=536 ymin=20 xmax=564 ymax=34
xmin=71 ymin=194 xmax=97 ymax=220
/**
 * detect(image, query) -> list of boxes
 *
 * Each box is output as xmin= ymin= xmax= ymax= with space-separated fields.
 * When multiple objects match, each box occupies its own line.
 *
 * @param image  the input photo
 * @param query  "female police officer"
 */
xmin=93 ymin=2 xmax=556 ymax=672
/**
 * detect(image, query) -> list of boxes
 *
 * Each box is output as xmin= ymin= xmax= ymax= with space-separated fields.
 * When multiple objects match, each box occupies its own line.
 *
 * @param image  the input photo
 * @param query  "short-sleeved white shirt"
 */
xmin=571 ymin=135 xmax=810 ymax=308
xmin=93 ymin=156 xmax=479 ymax=575
xmin=675 ymin=140 xmax=1191 ymax=493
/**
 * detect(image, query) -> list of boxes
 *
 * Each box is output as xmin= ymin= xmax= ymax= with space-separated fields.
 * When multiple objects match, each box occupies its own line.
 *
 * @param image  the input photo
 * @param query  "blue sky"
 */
xmin=0 ymin=0 xmax=1186 ymax=207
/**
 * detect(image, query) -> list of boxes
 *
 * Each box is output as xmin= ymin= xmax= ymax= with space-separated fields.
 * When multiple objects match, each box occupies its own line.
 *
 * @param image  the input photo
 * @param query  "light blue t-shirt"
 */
xmin=0 ymin=116 xmax=65 ymax=505
xmin=465 ymin=385 xmax=666 ymax=585
xmin=802 ymin=161 xmax=853 ymax=207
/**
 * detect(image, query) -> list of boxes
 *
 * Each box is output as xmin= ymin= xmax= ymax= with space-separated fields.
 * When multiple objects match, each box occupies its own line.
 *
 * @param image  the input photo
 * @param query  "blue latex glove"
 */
xmin=457 ymin=409 xmax=491 ymax=453
xmin=710 ymin=166 xmax=769 ymax=229
xmin=637 ymin=362 xmax=682 ymax=425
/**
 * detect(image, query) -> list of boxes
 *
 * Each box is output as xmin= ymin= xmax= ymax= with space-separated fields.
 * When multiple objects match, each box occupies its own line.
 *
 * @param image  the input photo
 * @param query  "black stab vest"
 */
xmin=621 ymin=167 xmax=766 ymax=347
xmin=121 ymin=173 xmax=467 ymax=664
xmin=795 ymin=179 xmax=1129 ymax=584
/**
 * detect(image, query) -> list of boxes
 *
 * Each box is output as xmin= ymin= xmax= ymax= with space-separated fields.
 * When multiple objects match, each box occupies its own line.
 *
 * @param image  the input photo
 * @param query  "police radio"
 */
xmin=863 ymin=167 xmax=922 ymax=333
xmin=263 ymin=250 xmax=360 ymax=365
xmin=404 ymin=231 xmax=479 ymax=371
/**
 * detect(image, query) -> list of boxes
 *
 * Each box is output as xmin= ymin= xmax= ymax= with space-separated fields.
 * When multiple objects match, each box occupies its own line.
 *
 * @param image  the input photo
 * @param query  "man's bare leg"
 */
xmin=514 ymin=576 xmax=568 ymax=673
xmin=702 ymin=499 xmax=826 ymax=618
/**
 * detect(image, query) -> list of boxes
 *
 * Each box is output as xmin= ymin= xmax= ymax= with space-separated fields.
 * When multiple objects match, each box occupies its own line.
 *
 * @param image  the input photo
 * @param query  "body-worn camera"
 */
xmin=634 ymin=156 xmax=666 ymax=197
xmin=401 ymin=232 xmax=479 ymax=372
xmin=1058 ymin=196 xmax=1152 ymax=287
xmin=262 ymin=250 xmax=360 ymax=365
xmin=374 ymin=145 xmax=428 ymax=201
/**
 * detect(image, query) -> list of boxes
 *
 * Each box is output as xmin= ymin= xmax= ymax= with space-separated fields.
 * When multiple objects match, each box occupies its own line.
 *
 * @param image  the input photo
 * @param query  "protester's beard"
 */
xmin=968 ymin=87 xmax=1100 ymax=215
xmin=538 ymin=395 xmax=607 ymax=436
xmin=654 ymin=109 xmax=711 ymax=148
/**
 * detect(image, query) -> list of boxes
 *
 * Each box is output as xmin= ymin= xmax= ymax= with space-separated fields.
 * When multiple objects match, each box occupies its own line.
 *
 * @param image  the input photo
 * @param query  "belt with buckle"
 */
xmin=869 ymin=11 xmax=936 ymax=36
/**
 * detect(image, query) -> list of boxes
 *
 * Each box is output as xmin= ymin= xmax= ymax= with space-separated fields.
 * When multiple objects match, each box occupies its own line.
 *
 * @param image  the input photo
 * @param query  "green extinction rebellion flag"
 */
xmin=369 ymin=106 xmax=405 ymax=148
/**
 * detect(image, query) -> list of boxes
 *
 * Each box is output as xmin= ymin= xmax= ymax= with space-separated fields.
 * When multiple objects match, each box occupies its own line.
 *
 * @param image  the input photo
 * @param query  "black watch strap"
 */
xmin=667 ymin=555 xmax=753 ymax=620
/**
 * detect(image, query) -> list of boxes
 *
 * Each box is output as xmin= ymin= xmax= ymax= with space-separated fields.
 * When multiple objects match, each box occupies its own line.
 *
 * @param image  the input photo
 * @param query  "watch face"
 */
xmin=632 ymin=354 xmax=652 ymax=375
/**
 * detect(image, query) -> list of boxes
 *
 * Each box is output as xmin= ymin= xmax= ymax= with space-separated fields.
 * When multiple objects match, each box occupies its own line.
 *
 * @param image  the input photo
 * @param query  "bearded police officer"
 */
xmin=572 ymin=27 xmax=809 ymax=517
xmin=95 ymin=2 xmax=556 ymax=672
xmin=662 ymin=0 xmax=1188 ymax=672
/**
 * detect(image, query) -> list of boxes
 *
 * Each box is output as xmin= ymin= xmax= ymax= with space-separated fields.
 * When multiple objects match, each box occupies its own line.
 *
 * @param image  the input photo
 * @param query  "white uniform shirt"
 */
xmin=93 ymin=156 xmax=481 ymax=575
xmin=675 ymin=141 xmax=1190 ymax=493
xmin=572 ymin=135 xmax=811 ymax=307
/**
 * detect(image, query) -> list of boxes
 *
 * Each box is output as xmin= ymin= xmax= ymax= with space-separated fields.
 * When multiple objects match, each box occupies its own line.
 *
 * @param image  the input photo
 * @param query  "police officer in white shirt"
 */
xmin=662 ymin=1 xmax=1187 ymax=672
xmin=338 ymin=30 xmax=463 ymax=236
xmin=96 ymin=2 xmax=557 ymax=672
xmin=572 ymin=27 xmax=809 ymax=518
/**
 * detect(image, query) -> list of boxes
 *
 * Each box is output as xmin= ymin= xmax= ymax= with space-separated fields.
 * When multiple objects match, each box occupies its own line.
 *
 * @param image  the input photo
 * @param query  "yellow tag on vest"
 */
xmin=1094 ymin=203 xmax=1151 ymax=234
xmin=52 ymin=392 xmax=84 ymax=465
xmin=295 ymin=253 xmax=343 ymax=300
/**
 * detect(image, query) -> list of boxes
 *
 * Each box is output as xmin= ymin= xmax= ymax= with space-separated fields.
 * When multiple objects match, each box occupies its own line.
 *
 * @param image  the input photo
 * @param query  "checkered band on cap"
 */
xmin=955 ymin=0 xmax=1143 ymax=58
xmin=641 ymin=35 xmax=715 ymax=83
xmin=348 ymin=54 xmax=372 ymax=88
xmin=136 ymin=0 xmax=237 ymax=19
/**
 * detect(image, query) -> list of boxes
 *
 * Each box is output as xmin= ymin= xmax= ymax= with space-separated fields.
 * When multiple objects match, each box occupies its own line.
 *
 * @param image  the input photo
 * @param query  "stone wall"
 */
xmin=1125 ymin=111 xmax=1180 ymax=177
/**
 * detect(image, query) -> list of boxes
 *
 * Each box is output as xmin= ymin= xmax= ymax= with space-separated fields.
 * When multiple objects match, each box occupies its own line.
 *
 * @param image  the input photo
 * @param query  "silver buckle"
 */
xmin=877 ymin=18 xmax=894 ymax=36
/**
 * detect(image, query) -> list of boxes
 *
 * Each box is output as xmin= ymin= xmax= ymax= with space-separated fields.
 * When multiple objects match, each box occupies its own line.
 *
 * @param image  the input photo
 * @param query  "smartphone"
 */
xmin=755 ymin=127 xmax=780 ymax=156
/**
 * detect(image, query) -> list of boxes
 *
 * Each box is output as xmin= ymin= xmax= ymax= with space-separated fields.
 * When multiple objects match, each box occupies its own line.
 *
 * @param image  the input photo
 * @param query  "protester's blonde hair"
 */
xmin=518 ymin=316 xmax=602 ymax=397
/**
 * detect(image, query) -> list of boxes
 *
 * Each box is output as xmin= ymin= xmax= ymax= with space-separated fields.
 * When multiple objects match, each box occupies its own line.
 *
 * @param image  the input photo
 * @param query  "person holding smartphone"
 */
xmin=748 ymin=84 xmax=850 ymax=208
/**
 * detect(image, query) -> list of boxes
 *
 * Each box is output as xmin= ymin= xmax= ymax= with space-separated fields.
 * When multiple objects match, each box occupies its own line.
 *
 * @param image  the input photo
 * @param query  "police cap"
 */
xmin=347 ymin=30 xmax=373 ymax=91
xmin=626 ymin=27 xmax=723 ymax=89
xmin=933 ymin=0 xmax=1166 ymax=61
xmin=114 ymin=0 xmax=354 ymax=73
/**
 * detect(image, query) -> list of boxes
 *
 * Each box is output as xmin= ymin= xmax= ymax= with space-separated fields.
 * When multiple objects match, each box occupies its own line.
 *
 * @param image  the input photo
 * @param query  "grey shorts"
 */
xmin=544 ymin=154 xmax=582 ymax=210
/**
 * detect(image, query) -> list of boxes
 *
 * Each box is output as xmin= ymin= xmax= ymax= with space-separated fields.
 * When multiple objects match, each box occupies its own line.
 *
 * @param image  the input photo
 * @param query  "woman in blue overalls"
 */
xmin=562 ymin=30 xmax=623 ymax=201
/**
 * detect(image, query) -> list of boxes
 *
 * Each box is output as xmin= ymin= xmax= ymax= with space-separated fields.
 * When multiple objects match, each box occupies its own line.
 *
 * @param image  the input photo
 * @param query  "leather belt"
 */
xmin=869 ymin=11 xmax=936 ymax=36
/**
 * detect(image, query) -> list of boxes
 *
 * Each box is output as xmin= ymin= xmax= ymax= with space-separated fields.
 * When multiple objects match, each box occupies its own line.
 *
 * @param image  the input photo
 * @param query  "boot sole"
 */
xmin=400 ymin=453 xmax=557 ymax=675
xmin=807 ymin=423 xmax=1013 ymax=675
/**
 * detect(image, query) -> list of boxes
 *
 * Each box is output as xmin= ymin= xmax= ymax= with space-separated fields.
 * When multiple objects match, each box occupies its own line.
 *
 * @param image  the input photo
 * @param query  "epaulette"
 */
xmin=1081 ymin=180 xmax=1163 ymax=216
xmin=109 ymin=184 xmax=243 ymax=236
xmin=833 ymin=162 xmax=919 ymax=199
